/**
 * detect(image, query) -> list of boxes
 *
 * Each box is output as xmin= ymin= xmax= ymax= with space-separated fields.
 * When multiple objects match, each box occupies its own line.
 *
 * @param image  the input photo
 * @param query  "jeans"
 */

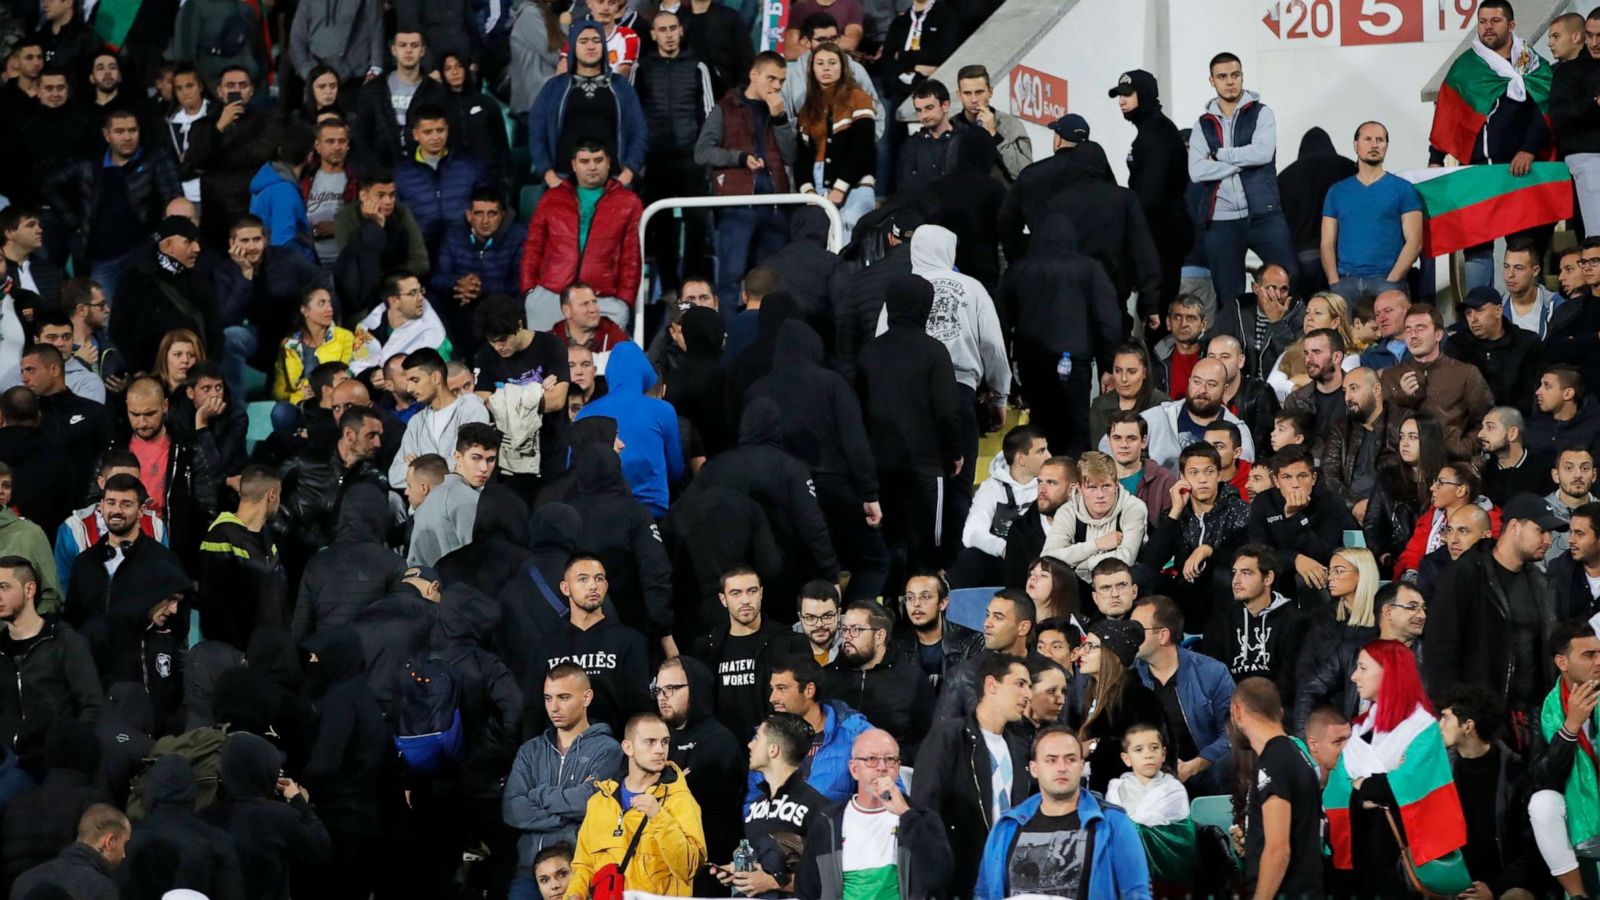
xmin=1462 ymin=241 xmax=1497 ymax=293
xmin=1201 ymin=212 xmax=1297 ymax=304
xmin=90 ymin=247 xmax=141 ymax=311
xmin=811 ymin=162 xmax=874 ymax=244
xmin=1328 ymin=276 xmax=1406 ymax=303
xmin=222 ymin=324 xmax=259 ymax=403
xmin=714 ymin=204 xmax=788 ymax=320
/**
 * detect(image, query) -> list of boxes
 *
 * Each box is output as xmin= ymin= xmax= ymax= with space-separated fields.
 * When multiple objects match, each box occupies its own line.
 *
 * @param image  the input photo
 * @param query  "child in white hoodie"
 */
xmin=1106 ymin=723 xmax=1190 ymax=826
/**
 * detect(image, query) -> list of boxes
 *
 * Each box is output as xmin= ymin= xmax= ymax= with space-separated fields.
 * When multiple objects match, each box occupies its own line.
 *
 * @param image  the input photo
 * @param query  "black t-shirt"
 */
xmin=1496 ymin=560 xmax=1543 ymax=709
xmin=916 ymin=640 xmax=943 ymax=689
xmin=1007 ymin=811 xmax=1086 ymax=898
xmin=715 ymin=631 xmax=766 ymax=742
xmin=1454 ymin=747 xmax=1502 ymax=884
xmin=1311 ymin=386 xmax=1344 ymax=433
xmin=1153 ymin=668 xmax=1199 ymax=763
xmin=1243 ymin=735 xmax=1323 ymax=898
xmin=473 ymin=331 xmax=571 ymax=471
xmin=0 ymin=629 xmax=44 ymax=659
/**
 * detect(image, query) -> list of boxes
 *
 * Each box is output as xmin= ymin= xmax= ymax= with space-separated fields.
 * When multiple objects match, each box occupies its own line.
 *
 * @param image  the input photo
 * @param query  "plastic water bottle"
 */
xmin=1056 ymin=352 xmax=1073 ymax=383
xmin=731 ymin=839 xmax=756 ymax=895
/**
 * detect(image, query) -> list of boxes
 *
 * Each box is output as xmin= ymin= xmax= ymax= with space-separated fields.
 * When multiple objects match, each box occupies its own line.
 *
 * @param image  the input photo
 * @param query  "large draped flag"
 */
xmin=1431 ymin=34 xmax=1554 ymax=164
xmin=1398 ymin=163 xmax=1572 ymax=258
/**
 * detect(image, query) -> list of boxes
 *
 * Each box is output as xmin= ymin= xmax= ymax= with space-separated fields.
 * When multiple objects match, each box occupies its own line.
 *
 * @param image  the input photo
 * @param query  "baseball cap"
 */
xmin=1459 ymin=285 xmax=1502 ymax=309
xmin=1049 ymin=113 xmax=1090 ymax=142
xmin=1107 ymin=69 xmax=1159 ymax=102
xmin=1501 ymin=494 xmax=1568 ymax=532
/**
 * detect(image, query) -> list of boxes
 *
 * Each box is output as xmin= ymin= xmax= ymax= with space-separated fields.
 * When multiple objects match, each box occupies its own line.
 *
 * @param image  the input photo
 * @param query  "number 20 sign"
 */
xmin=1261 ymin=0 xmax=1474 ymax=48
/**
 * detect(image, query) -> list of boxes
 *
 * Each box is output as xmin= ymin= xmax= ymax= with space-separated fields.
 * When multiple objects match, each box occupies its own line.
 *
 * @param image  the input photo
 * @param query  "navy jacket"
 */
xmin=527 ymin=21 xmax=648 ymax=178
xmin=1133 ymin=647 xmax=1235 ymax=770
xmin=394 ymin=150 xmax=490 ymax=248
xmin=430 ymin=218 xmax=527 ymax=300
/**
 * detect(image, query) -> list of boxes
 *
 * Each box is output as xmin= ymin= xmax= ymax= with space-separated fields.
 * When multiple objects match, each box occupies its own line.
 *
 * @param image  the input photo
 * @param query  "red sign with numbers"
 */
xmin=1341 ymin=0 xmax=1422 ymax=45
xmin=1261 ymin=0 xmax=1470 ymax=47
xmin=1009 ymin=65 xmax=1068 ymax=127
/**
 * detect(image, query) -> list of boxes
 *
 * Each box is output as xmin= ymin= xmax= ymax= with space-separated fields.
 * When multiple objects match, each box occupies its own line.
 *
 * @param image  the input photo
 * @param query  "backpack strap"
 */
xmin=618 ymin=800 xmax=651 ymax=874
xmin=1075 ymin=516 xmax=1088 ymax=545
xmin=1001 ymin=483 xmax=1015 ymax=507
xmin=527 ymin=563 xmax=568 ymax=617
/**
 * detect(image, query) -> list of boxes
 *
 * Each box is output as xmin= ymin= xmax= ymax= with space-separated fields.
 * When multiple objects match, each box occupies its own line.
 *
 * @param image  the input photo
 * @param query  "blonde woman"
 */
xmin=1266 ymin=292 xmax=1365 ymax=401
xmin=1290 ymin=546 xmax=1381 ymax=732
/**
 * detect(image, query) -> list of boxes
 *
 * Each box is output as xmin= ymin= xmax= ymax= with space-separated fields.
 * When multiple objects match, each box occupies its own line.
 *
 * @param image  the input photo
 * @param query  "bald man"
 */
xmin=1102 ymin=356 xmax=1258 ymax=469
xmin=1358 ymin=289 xmax=1411 ymax=371
xmin=115 ymin=375 xmax=220 ymax=557
xmin=1321 ymin=366 xmax=1401 ymax=520
xmin=1419 ymin=504 xmax=1493 ymax=599
xmin=328 ymin=376 xmax=403 ymax=469
xmin=1207 ymin=332 xmax=1280 ymax=453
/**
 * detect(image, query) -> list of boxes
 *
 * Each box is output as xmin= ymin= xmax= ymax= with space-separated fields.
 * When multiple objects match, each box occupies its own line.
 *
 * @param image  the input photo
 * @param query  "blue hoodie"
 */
xmin=249 ymin=162 xmax=315 ymax=262
xmin=526 ymin=20 xmax=649 ymax=178
xmin=973 ymin=791 xmax=1151 ymax=900
xmin=574 ymin=341 xmax=683 ymax=516
xmin=742 ymin=700 xmax=871 ymax=812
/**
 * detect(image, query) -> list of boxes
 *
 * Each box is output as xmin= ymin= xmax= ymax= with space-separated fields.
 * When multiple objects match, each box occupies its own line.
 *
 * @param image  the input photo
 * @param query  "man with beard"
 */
xmin=0 ymin=556 xmax=101 ymax=767
xmin=793 ymin=581 xmax=841 ymax=666
xmin=1551 ymin=501 xmax=1600 ymax=620
xmin=1003 ymin=456 xmax=1077 ymax=589
xmin=1322 ymin=366 xmax=1400 ymax=520
xmin=522 ymin=553 xmax=651 ymax=737
xmin=1203 ymin=544 xmax=1305 ymax=706
xmin=1447 ymin=285 xmax=1544 ymax=416
xmin=1544 ymin=447 xmax=1598 ymax=564
xmin=888 ymin=571 xmax=984 ymax=693
xmin=1281 ymin=329 xmax=1348 ymax=436
xmin=113 ymin=376 xmax=221 ymax=563
xmin=1319 ymin=121 xmax=1423 ymax=303
xmin=1120 ymin=358 xmax=1257 ymax=470
xmin=63 ymin=473 xmax=185 ymax=628
xmin=825 ymin=603 xmax=933 ymax=760
xmin=691 ymin=567 xmax=807 ymax=744
xmin=723 ymin=713 xmax=825 ymax=898
xmin=1481 ymin=407 xmax=1549 ymax=505
xmin=654 ymin=655 xmax=741 ymax=895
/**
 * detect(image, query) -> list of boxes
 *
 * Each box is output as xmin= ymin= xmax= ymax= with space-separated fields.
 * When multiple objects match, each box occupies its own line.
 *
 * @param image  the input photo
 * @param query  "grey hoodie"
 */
xmin=408 ymin=473 xmax=482 ymax=567
xmin=876 ymin=225 xmax=1010 ymax=394
xmin=288 ymin=0 xmax=385 ymax=81
xmin=502 ymin=721 xmax=625 ymax=867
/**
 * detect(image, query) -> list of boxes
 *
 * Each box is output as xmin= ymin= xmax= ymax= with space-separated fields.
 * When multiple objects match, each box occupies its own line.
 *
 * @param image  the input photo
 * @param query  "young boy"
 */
xmin=1106 ymin=723 xmax=1190 ymax=827
xmin=1268 ymin=412 xmax=1313 ymax=454
xmin=533 ymin=842 xmax=574 ymax=900
xmin=1351 ymin=296 xmax=1381 ymax=349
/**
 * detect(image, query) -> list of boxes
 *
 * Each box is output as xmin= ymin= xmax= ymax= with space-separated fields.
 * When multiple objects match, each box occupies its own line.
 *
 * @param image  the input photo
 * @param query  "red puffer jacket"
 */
xmin=519 ymin=179 xmax=644 ymax=303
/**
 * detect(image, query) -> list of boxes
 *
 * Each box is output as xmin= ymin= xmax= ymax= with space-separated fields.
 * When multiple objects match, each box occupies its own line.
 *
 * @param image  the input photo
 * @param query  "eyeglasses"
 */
xmin=1582 ymin=257 xmax=1600 ymax=267
xmin=650 ymin=683 xmax=688 ymax=698
xmin=799 ymin=612 xmax=838 ymax=625
xmin=839 ymin=625 xmax=880 ymax=638
xmin=1079 ymin=641 xmax=1103 ymax=653
xmin=903 ymin=592 xmax=940 ymax=606
xmin=1094 ymin=581 xmax=1133 ymax=594
xmin=1431 ymin=478 xmax=1463 ymax=488
xmin=852 ymin=755 xmax=900 ymax=768
xmin=1327 ymin=566 xmax=1353 ymax=576
xmin=1387 ymin=602 xmax=1426 ymax=614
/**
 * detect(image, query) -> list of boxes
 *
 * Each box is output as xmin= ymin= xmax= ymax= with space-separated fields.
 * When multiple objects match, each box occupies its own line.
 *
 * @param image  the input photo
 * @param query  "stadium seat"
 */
xmin=946 ymin=587 xmax=998 ymax=632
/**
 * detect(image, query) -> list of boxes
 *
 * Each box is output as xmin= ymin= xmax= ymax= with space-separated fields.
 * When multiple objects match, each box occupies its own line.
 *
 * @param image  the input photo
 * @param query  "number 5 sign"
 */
xmin=1261 ymin=0 xmax=1431 ymax=46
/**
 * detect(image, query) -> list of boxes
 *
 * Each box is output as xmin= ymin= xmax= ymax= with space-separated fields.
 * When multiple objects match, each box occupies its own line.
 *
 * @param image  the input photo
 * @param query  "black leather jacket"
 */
xmin=1291 ymin=604 xmax=1378 ymax=735
xmin=887 ymin=617 xmax=984 ymax=696
xmin=274 ymin=451 xmax=387 ymax=556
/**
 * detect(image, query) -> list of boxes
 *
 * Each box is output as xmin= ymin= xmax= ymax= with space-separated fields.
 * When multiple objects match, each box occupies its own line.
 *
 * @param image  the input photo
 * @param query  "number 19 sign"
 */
xmin=1260 ymin=0 xmax=1475 ymax=48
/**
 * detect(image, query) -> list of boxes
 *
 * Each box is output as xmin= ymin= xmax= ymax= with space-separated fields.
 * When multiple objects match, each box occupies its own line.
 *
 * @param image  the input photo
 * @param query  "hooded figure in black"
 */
xmin=747 ymin=320 xmax=886 ymax=602
xmin=1 ymin=717 xmax=108 ymax=889
xmin=693 ymin=397 xmax=839 ymax=621
xmin=94 ymin=681 xmax=153 ymax=808
xmin=1278 ymin=127 xmax=1357 ymax=297
xmin=568 ymin=446 xmax=675 ymax=640
xmin=537 ymin=415 xmax=619 ymax=507
xmin=81 ymin=554 xmax=189 ymax=735
xmin=202 ymin=732 xmax=331 ymax=900
xmin=291 ymin=481 xmax=406 ymax=643
xmin=1001 ymin=213 xmax=1125 ymax=455
xmin=724 ymin=291 xmax=802 ymax=431
xmin=667 ymin=305 xmax=731 ymax=456
xmin=405 ymin=583 xmax=524 ymax=896
xmin=1000 ymin=139 xmax=1164 ymax=321
xmin=299 ymin=625 xmax=388 ymax=898
xmin=1115 ymin=69 xmax=1193 ymax=307
xmin=916 ymin=129 xmax=1007 ymax=292
xmin=857 ymin=275 xmax=962 ymax=580
xmin=184 ymin=640 xmax=245 ymax=731
xmin=349 ymin=575 xmax=439 ymax=718
xmin=496 ymin=503 xmax=594 ymax=686
xmin=124 ymin=755 xmax=246 ymax=900
xmin=436 ymin=481 xmax=534 ymax=598
xmin=661 ymin=655 xmax=743 ymax=895
xmin=761 ymin=209 xmax=844 ymax=345
xmin=831 ymin=206 xmax=924 ymax=382
xmin=663 ymin=486 xmax=783 ymax=647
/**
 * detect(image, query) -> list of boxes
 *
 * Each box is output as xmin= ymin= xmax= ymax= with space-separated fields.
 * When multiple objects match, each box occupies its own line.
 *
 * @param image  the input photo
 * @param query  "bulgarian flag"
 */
xmin=1399 ymin=163 xmax=1572 ymax=258
xmin=1431 ymin=34 xmax=1554 ymax=164
xmin=1323 ymin=705 xmax=1467 ymax=870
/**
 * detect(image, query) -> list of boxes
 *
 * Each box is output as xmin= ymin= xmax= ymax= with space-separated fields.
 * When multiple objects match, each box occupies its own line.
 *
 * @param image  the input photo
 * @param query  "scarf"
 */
xmin=1469 ymin=33 xmax=1541 ymax=104
xmin=1540 ymin=678 xmax=1600 ymax=846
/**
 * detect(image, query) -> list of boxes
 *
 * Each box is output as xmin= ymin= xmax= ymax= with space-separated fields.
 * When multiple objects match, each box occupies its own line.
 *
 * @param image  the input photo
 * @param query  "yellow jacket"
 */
xmin=567 ymin=762 xmax=706 ymax=898
xmin=271 ymin=326 xmax=356 ymax=401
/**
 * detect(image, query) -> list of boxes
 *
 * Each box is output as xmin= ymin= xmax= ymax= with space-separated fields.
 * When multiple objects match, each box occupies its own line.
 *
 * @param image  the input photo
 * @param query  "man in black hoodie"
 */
xmin=857 ymin=275 xmax=961 ymax=584
xmin=2 ymin=717 xmax=108 ymax=888
xmin=1000 ymin=138 xmax=1163 ymax=324
xmin=77 ymin=550 xmax=188 ymax=735
xmin=748 ymin=320 xmax=886 ymax=602
xmin=1277 ymin=127 xmax=1357 ymax=298
xmin=349 ymin=565 xmax=440 ymax=717
xmin=497 ymin=503 xmax=593 ymax=686
xmin=762 ymin=208 xmax=844 ymax=344
xmin=832 ymin=207 xmax=921 ymax=382
xmin=1110 ymin=69 xmax=1192 ymax=312
xmin=663 ymin=486 xmax=783 ymax=648
xmin=291 ymin=481 xmax=405 ymax=642
xmin=825 ymin=602 xmax=933 ymax=759
xmin=201 ymin=732 xmax=331 ymax=900
xmin=656 ymin=654 xmax=742 ymax=894
xmin=567 ymin=447 xmax=675 ymax=645
xmin=1002 ymin=214 xmax=1124 ymax=456
xmin=124 ymin=755 xmax=245 ymax=900
xmin=521 ymin=552 xmax=651 ymax=738
xmin=300 ymin=625 xmax=388 ymax=900
xmin=693 ymin=397 xmax=839 ymax=621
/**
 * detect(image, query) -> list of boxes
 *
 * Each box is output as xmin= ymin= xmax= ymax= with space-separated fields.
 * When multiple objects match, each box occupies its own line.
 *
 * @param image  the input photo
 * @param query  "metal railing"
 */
xmin=633 ymin=193 xmax=845 ymax=346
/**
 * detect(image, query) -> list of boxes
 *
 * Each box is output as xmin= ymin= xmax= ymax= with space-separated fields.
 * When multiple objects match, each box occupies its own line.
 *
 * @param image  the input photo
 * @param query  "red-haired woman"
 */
xmin=1323 ymin=639 xmax=1469 ymax=898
